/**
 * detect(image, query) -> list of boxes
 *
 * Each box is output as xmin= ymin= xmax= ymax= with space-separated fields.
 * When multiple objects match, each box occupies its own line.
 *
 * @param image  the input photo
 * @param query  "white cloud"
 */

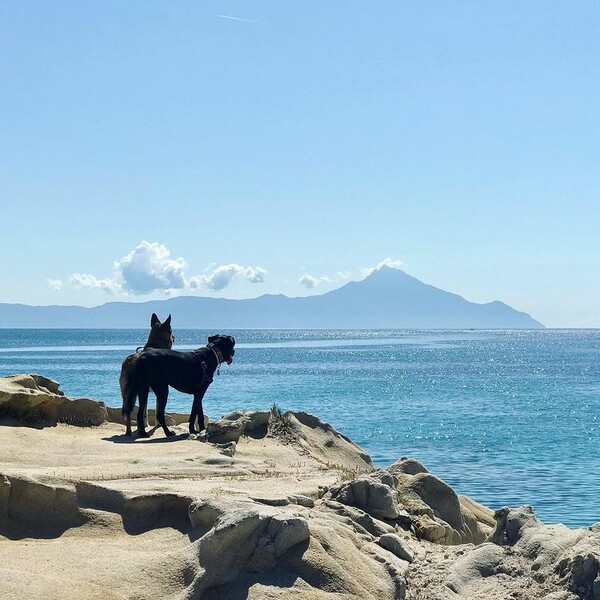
xmin=68 ymin=241 xmax=267 ymax=296
xmin=114 ymin=241 xmax=187 ymax=294
xmin=245 ymin=266 xmax=267 ymax=283
xmin=298 ymin=261 xmax=402 ymax=290
xmin=193 ymin=263 xmax=267 ymax=291
xmin=65 ymin=246 xmax=403 ymax=298
xmin=46 ymin=278 xmax=63 ymax=291
xmin=376 ymin=257 xmax=404 ymax=270
xmin=70 ymin=273 xmax=120 ymax=294
xmin=362 ymin=257 xmax=405 ymax=277
xmin=298 ymin=273 xmax=331 ymax=289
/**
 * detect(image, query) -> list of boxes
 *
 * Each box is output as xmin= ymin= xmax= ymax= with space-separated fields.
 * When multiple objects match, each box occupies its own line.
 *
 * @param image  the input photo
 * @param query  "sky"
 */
xmin=1 ymin=2 xmax=598 ymax=327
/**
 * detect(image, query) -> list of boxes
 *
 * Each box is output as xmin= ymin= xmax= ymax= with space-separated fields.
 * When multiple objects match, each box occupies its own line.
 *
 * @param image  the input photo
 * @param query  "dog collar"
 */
xmin=208 ymin=343 xmax=223 ymax=367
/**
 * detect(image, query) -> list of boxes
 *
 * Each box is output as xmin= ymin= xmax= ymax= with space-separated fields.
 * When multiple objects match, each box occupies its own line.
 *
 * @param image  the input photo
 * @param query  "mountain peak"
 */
xmin=356 ymin=265 xmax=421 ymax=290
xmin=364 ymin=264 xmax=409 ymax=279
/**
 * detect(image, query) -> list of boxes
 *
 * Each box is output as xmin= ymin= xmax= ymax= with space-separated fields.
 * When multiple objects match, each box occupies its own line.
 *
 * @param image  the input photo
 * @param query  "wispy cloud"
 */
xmin=299 ymin=273 xmax=331 ymax=289
xmin=46 ymin=278 xmax=63 ymax=291
xmin=190 ymin=263 xmax=267 ymax=291
xmin=70 ymin=273 xmax=120 ymax=294
xmin=361 ymin=257 xmax=405 ymax=277
xmin=299 ymin=259 xmax=404 ymax=290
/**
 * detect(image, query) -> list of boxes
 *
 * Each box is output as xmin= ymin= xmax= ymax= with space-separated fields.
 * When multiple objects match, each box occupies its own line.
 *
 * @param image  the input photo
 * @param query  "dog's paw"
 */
xmin=136 ymin=430 xmax=150 ymax=439
xmin=166 ymin=429 xmax=176 ymax=437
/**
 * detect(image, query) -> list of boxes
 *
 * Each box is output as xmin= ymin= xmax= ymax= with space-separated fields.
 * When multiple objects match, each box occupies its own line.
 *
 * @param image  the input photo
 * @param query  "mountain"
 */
xmin=0 ymin=267 xmax=544 ymax=328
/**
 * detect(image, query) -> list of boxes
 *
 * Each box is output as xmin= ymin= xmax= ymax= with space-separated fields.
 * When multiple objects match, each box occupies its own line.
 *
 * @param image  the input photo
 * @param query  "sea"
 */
xmin=0 ymin=328 xmax=598 ymax=528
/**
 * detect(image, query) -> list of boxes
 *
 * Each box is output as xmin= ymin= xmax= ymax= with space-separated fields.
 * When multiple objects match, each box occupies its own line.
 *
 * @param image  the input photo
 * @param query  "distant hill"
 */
xmin=0 ymin=267 xmax=544 ymax=328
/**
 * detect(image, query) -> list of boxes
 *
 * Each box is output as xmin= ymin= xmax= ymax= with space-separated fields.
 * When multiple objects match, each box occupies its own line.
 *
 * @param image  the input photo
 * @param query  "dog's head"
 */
xmin=147 ymin=313 xmax=175 ymax=349
xmin=207 ymin=334 xmax=236 ymax=365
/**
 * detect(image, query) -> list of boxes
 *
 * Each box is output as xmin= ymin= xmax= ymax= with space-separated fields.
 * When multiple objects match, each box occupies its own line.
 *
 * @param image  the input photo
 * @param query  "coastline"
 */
xmin=1 ymin=327 xmax=599 ymax=527
xmin=1 ymin=374 xmax=599 ymax=599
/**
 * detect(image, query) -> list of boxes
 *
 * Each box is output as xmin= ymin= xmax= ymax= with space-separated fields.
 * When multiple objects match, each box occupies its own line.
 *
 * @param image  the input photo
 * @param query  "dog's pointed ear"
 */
xmin=151 ymin=313 xmax=160 ymax=326
xmin=208 ymin=335 xmax=218 ymax=343
xmin=164 ymin=314 xmax=172 ymax=327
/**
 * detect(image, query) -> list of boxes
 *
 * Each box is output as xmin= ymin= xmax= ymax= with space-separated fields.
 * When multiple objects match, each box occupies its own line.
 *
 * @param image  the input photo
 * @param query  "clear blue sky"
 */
xmin=1 ymin=2 xmax=598 ymax=327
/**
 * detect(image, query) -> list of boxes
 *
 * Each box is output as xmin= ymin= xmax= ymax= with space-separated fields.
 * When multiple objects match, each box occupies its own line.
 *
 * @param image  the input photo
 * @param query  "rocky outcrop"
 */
xmin=206 ymin=410 xmax=271 ymax=442
xmin=435 ymin=505 xmax=600 ymax=600
xmin=0 ymin=374 xmax=107 ymax=426
xmin=328 ymin=459 xmax=492 ymax=546
xmin=1 ymin=375 xmax=599 ymax=600
xmin=188 ymin=498 xmax=311 ymax=593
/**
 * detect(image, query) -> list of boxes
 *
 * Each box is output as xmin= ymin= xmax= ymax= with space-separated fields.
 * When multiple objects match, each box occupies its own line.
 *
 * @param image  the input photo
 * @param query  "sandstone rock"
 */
xmin=3 ymin=374 xmax=599 ymax=600
xmin=281 ymin=516 xmax=407 ymax=599
xmin=378 ymin=533 xmax=415 ymax=563
xmin=252 ymin=497 xmax=290 ymax=507
xmin=331 ymin=463 xmax=489 ymax=546
xmin=459 ymin=494 xmax=496 ymax=529
xmin=433 ymin=505 xmax=600 ymax=599
xmin=189 ymin=498 xmax=227 ymax=530
xmin=288 ymin=494 xmax=315 ymax=508
xmin=287 ymin=411 xmax=374 ymax=472
xmin=207 ymin=410 xmax=270 ymax=443
xmin=214 ymin=441 xmax=236 ymax=457
xmin=0 ymin=475 xmax=87 ymax=537
xmin=413 ymin=513 xmax=455 ymax=544
xmin=323 ymin=499 xmax=397 ymax=537
xmin=488 ymin=504 xmax=543 ymax=546
xmin=0 ymin=475 xmax=10 ymax=519
xmin=0 ymin=374 xmax=107 ymax=426
xmin=444 ymin=542 xmax=508 ymax=594
xmin=388 ymin=457 xmax=429 ymax=476
xmin=188 ymin=504 xmax=310 ymax=595
xmin=396 ymin=470 xmax=489 ymax=545
xmin=331 ymin=471 xmax=402 ymax=520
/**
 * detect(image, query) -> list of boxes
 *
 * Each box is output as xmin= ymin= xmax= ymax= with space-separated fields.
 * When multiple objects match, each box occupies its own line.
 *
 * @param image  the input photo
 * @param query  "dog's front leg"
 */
xmin=189 ymin=386 xmax=208 ymax=435
xmin=125 ymin=415 xmax=133 ymax=437
xmin=154 ymin=383 xmax=175 ymax=437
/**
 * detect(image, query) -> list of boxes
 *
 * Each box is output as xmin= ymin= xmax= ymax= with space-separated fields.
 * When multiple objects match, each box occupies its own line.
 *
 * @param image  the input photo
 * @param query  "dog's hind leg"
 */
xmin=120 ymin=358 xmax=137 ymax=436
xmin=136 ymin=385 xmax=151 ymax=438
xmin=123 ymin=387 xmax=138 ymax=437
xmin=154 ymin=383 xmax=175 ymax=437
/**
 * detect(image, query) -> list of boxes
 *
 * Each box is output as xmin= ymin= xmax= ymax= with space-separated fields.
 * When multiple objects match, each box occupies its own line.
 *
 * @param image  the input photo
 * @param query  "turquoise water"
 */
xmin=0 ymin=328 xmax=598 ymax=528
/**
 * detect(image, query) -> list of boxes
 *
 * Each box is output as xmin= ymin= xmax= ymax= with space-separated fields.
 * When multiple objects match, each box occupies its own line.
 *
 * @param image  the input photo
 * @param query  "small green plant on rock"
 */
xmin=268 ymin=403 xmax=298 ymax=444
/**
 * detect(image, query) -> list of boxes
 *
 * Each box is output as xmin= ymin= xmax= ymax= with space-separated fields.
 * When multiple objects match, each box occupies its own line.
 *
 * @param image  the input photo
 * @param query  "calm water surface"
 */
xmin=0 ymin=328 xmax=598 ymax=528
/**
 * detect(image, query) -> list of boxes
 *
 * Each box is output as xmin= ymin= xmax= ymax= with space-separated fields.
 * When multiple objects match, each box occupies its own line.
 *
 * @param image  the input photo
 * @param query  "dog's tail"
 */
xmin=120 ymin=355 xmax=140 ymax=436
xmin=120 ymin=355 xmax=138 ymax=417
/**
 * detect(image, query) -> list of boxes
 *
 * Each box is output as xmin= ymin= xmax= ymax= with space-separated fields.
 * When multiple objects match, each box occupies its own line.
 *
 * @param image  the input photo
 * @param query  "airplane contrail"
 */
xmin=219 ymin=14 xmax=257 ymax=23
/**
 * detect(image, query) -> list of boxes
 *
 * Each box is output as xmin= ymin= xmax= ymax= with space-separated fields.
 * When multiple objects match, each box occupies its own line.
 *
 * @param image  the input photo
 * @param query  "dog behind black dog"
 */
xmin=119 ymin=313 xmax=174 ymax=436
xmin=121 ymin=334 xmax=236 ymax=438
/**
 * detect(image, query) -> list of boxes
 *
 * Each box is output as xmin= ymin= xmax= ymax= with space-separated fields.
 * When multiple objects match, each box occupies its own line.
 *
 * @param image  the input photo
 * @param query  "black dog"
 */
xmin=121 ymin=334 xmax=236 ymax=438
xmin=120 ymin=313 xmax=175 ymax=437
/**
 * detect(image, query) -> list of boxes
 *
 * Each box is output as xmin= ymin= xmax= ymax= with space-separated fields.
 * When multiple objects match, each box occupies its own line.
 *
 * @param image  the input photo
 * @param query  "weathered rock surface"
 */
xmin=0 ymin=374 xmax=108 ymax=426
xmin=1 ymin=374 xmax=599 ymax=600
